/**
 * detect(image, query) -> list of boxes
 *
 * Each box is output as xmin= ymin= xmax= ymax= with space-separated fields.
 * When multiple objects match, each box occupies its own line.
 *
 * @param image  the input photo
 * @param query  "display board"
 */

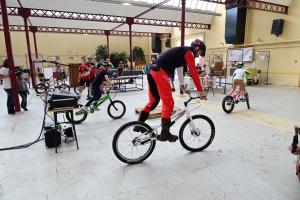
xmin=227 ymin=47 xmax=253 ymax=62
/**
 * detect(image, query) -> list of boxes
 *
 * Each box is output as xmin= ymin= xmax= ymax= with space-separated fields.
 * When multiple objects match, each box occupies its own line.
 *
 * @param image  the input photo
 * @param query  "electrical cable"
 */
xmin=0 ymin=92 xmax=48 ymax=151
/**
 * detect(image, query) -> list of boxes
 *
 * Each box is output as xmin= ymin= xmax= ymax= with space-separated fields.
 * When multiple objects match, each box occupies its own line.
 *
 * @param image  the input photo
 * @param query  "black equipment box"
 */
xmin=48 ymin=89 xmax=79 ymax=110
xmin=44 ymin=129 xmax=61 ymax=148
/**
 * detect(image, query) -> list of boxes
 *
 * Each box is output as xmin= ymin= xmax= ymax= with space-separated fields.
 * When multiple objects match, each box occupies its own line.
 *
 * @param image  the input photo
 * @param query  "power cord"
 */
xmin=0 ymin=107 xmax=46 ymax=151
xmin=0 ymin=93 xmax=48 ymax=151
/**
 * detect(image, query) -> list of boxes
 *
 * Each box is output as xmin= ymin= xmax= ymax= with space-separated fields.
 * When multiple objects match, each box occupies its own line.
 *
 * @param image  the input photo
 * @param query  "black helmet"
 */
xmin=16 ymin=71 xmax=23 ymax=76
xmin=191 ymin=39 xmax=206 ymax=57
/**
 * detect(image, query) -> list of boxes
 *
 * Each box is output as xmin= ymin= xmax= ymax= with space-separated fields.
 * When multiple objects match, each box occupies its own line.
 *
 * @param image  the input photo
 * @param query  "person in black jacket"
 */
xmin=134 ymin=39 xmax=207 ymax=142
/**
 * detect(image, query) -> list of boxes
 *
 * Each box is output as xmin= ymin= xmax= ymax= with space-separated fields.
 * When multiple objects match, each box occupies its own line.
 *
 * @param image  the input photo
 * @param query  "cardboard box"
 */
xmin=199 ymin=72 xmax=207 ymax=77
xmin=212 ymin=69 xmax=224 ymax=76
xmin=213 ymin=61 xmax=223 ymax=70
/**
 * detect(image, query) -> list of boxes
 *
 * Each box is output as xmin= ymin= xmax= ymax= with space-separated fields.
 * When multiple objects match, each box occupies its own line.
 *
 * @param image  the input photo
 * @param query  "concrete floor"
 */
xmin=0 ymin=77 xmax=300 ymax=200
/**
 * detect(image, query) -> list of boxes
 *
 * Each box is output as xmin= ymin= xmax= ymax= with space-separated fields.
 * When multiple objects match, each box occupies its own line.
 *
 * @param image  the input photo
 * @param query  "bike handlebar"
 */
xmin=184 ymin=91 xmax=202 ymax=105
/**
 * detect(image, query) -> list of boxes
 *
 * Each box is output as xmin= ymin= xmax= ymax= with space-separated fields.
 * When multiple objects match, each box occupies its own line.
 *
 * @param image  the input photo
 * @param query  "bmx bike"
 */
xmin=65 ymin=87 xmax=126 ymax=124
xmin=112 ymin=92 xmax=215 ymax=164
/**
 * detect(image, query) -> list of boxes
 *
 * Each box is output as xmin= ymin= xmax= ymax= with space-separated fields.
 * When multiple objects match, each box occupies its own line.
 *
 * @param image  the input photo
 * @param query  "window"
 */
xmin=130 ymin=0 xmax=217 ymax=11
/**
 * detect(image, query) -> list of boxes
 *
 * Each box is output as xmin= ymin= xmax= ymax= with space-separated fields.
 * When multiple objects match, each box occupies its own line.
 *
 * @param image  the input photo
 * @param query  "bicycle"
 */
xmin=35 ymin=74 xmax=70 ymax=94
xmin=74 ymin=83 xmax=86 ymax=95
xmin=291 ymin=125 xmax=300 ymax=181
xmin=222 ymin=87 xmax=250 ymax=113
xmin=112 ymin=92 xmax=215 ymax=164
xmin=65 ymin=87 xmax=126 ymax=124
xmin=34 ymin=60 xmax=70 ymax=94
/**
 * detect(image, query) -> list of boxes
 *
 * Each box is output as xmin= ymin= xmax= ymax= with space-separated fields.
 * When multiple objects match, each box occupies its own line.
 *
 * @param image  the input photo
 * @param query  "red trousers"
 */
xmin=143 ymin=67 xmax=174 ymax=119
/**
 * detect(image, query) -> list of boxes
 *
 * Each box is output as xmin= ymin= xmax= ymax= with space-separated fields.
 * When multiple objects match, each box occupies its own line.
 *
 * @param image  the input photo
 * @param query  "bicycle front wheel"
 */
xmin=107 ymin=100 xmax=126 ymax=119
xmin=222 ymin=95 xmax=235 ymax=113
xmin=65 ymin=110 xmax=88 ymax=124
xmin=179 ymin=115 xmax=215 ymax=152
xmin=59 ymin=84 xmax=70 ymax=91
xmin=112 ymin=121 xmax=156 ymax=164
xmin=35 ymin=83 xmax=47 ymax=94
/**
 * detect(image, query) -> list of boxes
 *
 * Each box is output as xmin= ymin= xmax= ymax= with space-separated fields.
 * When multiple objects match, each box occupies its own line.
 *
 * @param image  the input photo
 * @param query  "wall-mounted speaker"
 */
xmin=271 ymin=19 xmax=284 ymax=37
xmin=224 ymin=7 xmax=247 ymax=44
xmin=165 ymin=39 xmax=171 ymax=48
xmin=151 ymin=36 xmax=161 ymax=53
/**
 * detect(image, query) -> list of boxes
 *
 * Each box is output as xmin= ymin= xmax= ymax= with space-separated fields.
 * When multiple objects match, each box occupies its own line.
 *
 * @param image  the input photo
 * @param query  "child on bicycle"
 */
xmin=82 ymin=61 xmax=115 ymax=113
xmin=16 ymin=71 xmax=30 ymax=111
xmin=228 ymin=62 xmax=254 ymax=101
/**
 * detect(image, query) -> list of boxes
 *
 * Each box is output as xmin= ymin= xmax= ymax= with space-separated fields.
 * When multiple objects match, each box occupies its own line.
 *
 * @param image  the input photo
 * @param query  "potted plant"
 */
xmin=95 ymin=45 xmax=108 ymax=62
xmin=109 ymin=51 xmax=128 ymax=68
xmin=132 ymin=46 xmax=146 ymax=66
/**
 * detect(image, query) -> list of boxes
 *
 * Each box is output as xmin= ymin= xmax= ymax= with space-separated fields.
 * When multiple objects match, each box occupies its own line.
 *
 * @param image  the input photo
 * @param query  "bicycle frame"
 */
xmin=148 ymin=94 xmax=199 ymax=137
xmin=76 ymin=88 xmax=115 ymax=115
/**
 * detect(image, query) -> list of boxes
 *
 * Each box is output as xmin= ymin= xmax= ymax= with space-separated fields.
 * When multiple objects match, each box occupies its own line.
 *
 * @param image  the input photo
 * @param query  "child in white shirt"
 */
xmin=228 ymin=62 xmax=254 ymax=101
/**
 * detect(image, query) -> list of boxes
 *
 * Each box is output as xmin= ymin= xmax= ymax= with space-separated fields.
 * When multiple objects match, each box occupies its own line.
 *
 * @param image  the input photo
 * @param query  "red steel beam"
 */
xmin=0 ymin=25 xmax=172 ymax=38
xmin=0 ymin=0 xmax=21 ymax=112
xmin=200 ymin=0 xmax=288 ymax=14
xmin=5 ymin=7 xmax=210 ymax=30
xmin=112 ymin=0 xmax=170 ymax=30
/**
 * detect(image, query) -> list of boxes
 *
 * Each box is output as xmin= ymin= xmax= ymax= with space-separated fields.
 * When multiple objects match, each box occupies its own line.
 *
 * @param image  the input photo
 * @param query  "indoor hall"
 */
xmin=1 ymin=0 xmax=300 ymax=199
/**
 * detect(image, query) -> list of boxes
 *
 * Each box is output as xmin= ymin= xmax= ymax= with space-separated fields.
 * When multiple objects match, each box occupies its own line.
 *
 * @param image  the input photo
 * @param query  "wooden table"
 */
xmin=46 ymin=107 xmax=79 ymax=153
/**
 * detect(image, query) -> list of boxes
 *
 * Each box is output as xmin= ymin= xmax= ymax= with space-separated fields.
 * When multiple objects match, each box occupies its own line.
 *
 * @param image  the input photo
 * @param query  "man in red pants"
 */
xmin=134 ymin=39 xmax=207 ymax=142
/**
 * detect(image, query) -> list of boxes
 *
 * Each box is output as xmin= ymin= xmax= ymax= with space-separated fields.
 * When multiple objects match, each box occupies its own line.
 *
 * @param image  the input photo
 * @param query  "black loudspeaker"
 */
xmin=44 ymin=129 xmax=61 ymax=148
xmin=225 ymin=7 xmax=247 ymax=44
xmin=165 ymin=39 xmax=171 ymax=48
xmin=152 ymin=36 xmax=161 ymax=53
xmin=271 ymin=19 xmax=284 ymax=36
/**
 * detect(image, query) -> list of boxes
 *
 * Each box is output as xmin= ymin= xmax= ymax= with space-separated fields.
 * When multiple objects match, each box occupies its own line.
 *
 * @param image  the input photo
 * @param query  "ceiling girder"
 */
xmin=0 ymin=25 xmax=171 ymax=38
xmin=5 ymin=7 xmax=211 ymax=30
xmin=200 ymin=0 xmax=288 ymax=14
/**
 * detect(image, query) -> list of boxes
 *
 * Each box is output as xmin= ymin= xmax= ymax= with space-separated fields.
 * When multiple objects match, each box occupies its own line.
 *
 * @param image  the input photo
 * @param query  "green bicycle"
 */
xmin=66 ymin=87 xmax=126 ymax=124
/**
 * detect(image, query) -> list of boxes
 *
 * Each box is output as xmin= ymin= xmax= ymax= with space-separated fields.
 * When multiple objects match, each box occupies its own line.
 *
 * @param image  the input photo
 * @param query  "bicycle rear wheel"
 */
xmin=107 ymin=100 xmax=126 ymax=119
xmin=74 ymin=84 xmax=80 ymax=95
xmin=222 ymin=95 xmax=235 ymax=113
xmin=59 ymin=84 xmax=70 ymax=91
xmin=65 ymin=109 xmax=88 ymax=124
xmin=112 ymin=121 xmax=156 ymax=164
xmin=245 ymin=92 xmax=250 ymax=109
xmin=35 ymin=83 xmax=47 ymax=94
xmin=179 ymin=115 xmax=215 ymax=152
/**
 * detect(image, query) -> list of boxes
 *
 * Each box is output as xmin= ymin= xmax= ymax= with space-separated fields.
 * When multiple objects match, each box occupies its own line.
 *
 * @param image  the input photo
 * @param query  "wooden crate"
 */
xmin=135 ymin=105 xmax=181 ymax=119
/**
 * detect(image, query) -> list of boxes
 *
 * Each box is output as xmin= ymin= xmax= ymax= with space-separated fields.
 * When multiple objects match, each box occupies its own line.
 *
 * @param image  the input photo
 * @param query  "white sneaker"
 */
xmin=82 ymin=106 xmax=90 ymax=113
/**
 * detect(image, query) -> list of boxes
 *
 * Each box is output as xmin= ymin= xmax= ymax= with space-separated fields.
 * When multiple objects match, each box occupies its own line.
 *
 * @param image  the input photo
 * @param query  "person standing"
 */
xmin=78 ymin=56 xmax=92 ymax=99
xmin=133 ymin=39 xmax=207 ymax=142
xmin=0 ymin=59 xmax=14 ymax=114
xmin=87 ymin=55 xmax=96 ymax=97
xmin=16 ymin=71 xmax=30 ymax=111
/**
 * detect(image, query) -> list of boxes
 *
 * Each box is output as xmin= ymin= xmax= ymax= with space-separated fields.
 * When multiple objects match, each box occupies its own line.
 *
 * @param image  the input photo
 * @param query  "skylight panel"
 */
xmin=190 ymin=0 xmax=198 ymax=9
xmin=206 ymin=2 xmax=213 ymax=10
xmin=196 ymin=1 xmax=203 ymax=9
xmin=201 ymin=1 xmax=208 ymax=10
xmin=129 ymin=0 xmax=217 ymax=12
xmin=186 ymin=0 xmax=192 ymax=8
xmin=173 ymin=0 xmax=180 ymax=7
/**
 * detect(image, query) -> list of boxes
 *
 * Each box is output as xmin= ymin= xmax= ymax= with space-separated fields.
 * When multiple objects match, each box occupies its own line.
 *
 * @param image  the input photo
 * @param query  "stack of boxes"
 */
xmin=211 ymin=61 xmax=225 ymax=76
